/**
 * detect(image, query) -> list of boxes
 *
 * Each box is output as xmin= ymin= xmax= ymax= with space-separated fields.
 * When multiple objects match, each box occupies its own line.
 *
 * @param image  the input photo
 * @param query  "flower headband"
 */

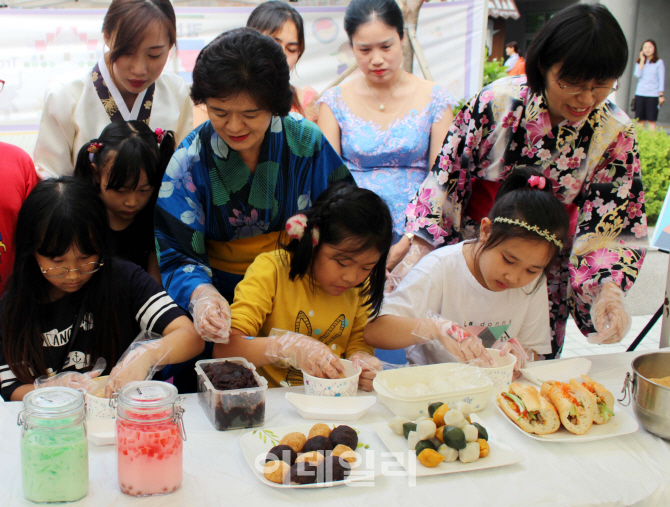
xmin=493 ymin=217 xmax=563 ymax=250
xmin=285 ymin=214 xmax=320 ymax=246
xmin=87 ymin=141 xmax=105 ymax=162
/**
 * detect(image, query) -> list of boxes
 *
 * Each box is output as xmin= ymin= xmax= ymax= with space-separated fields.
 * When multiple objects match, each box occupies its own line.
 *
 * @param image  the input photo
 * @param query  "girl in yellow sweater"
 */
xmin=213 ymin=183 xmax=392 ymax=390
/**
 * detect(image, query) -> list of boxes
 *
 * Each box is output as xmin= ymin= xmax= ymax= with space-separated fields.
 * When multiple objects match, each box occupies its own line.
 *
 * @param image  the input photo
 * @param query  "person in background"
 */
xmin=504 ymin=41 xmax=520 ymax=71
xmin=248 ymin=1 xmax=318 ymax=122
xmin=215 ymin=184 xmax=388 ymax=390
xmin=34 ymin=0 xmax=192 ymax=177
xmin=0 ymin=178 xmax=203 ymax=402
xmin=318 ymin=0 xmax=454 ymax=244
xmin=391 ymin=4 xmax=646 ymax=359
xmin=73 ymin=121 xmax=176 ymax=283
xmin=633 ymin=39 xmax=665 ymax=130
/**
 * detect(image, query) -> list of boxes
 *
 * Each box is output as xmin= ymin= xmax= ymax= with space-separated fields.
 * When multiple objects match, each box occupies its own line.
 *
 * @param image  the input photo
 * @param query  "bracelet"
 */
xmin=403 ymin=232 xmax=414 ymax=245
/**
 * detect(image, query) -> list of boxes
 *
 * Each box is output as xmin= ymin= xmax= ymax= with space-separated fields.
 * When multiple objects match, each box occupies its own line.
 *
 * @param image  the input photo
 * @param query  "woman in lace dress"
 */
xmin=317 ymin=0 xmax=454 ymax=243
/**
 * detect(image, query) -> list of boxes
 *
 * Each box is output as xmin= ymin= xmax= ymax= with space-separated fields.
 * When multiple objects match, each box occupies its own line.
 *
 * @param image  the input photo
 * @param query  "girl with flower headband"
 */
xmin=365 ymin=168 xmax=570 ymax=376
xmin=213 ymin=183 xmax=392 ymax=390
xmin=74 ymin=121 xmax=175 ymax=283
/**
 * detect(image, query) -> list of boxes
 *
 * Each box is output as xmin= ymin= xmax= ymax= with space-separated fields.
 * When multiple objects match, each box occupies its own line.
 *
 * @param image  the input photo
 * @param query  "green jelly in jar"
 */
xmin=19 ymin=387 xmax=89 ymax=503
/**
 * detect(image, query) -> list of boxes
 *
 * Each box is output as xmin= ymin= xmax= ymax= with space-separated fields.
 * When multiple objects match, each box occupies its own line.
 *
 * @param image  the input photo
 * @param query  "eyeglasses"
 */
xmin=554 ymin=75 xmax=618 ymax=97
xmin=0 ymin=80 xmax=4 ymax=93
xmin=39 ymin=260 xmax=104 ymax=278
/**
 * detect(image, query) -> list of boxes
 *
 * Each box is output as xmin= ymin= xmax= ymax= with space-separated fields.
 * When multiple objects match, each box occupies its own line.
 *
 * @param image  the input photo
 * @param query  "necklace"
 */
xmin=364 ymin=70 xmax=405 ymax=111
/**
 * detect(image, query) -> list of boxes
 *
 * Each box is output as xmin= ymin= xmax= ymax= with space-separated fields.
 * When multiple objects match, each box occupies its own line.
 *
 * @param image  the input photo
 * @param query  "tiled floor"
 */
xmin=560 ymin=314 xmax=665 ymax=358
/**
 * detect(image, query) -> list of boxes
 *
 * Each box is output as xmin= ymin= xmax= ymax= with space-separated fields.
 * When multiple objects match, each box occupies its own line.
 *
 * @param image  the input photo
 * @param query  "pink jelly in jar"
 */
xmin=113 ymin=381 xmax=186 ymax=496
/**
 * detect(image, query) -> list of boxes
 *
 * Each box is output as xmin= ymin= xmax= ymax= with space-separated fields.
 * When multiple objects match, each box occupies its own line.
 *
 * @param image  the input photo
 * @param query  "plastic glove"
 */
xmin=493 ymin=338 xmax=531 ymax=380
xmin=34 ymin=357 xmax=106 ymax=393
xmin=412 ymin=311 xmax=494 ymax=366
xmin=189 ymin=283 xmax=232 ymax=343
xmin=349 ymin=351 xmax=383 ymax=392
xmin=105 ymin=332 xmax=171 ymax=397
xmin=264 ymin=332 xmax=346 ymax=380
xmin=587 ymin=282 xmax=632 ymax=345
xmin=385 ymin=243 xmax=431 ymax=294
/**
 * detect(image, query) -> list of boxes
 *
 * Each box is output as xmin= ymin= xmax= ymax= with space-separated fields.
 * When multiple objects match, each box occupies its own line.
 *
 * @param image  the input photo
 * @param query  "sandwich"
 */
xmin=497 ymin=383 xmax=560 ymax=435
xmin=540 ymin=381 xmax=593 ymax=435
xmin=571 ymin=375 xmax=615 ymax=424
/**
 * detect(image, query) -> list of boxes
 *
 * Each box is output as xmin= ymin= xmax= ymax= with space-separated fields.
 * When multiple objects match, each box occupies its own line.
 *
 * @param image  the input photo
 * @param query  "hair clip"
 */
xmin=155 ymin=128 xmax=166 ymax=144
xmin=285 ymin=214 xmax=320 ymax=246
xmin=528 ymin=175 xmax=546 ymax=189
xmin=493 ymin=217 xmax=563 ymax=250
xmin=87 ymin=142 xmax=104 ymax=154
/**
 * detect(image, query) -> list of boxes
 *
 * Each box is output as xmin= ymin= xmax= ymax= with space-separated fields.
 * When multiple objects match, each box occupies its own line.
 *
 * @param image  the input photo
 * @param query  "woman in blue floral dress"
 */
xmin=318 ymin=0 xmax=454 ymax=243
xmin=155 ymin=29 xmax=352 ymax=348
xmin=392 ymin=5 xmax=647 ymax=358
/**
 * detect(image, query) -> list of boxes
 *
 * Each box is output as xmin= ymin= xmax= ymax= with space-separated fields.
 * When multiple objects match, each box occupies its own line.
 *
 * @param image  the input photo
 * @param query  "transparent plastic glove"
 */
xmin=189 ymin=283 xmax=232 ymax=343
xmin=385 ymin=243 xmax=431 ymax=294
xmin=105 ymin=331 xmax=171 ymax=397
xmin=264 ymin=332 xmax=346 ymax=380
xmin=350 ymin=351 xmax=383 ymax=392
xmin=493 ymin=338 xmax=530 ymax=380
xmin=587 ymin=283 xmax=632 ymax=345
xmin=412 ymin=311 xmax=494 ymax=366
xmin=34 ymin=357 xmax=106 ymax=393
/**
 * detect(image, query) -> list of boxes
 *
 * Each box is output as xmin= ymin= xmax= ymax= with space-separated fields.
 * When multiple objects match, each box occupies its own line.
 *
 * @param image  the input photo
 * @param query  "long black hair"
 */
xmin=2 ymin=178 xmax=122 ymax=383
xmin=475 ymin=167 xmax=570 ymax=284
xmin=281 ymin=183 xmax=393 ymax=318
xmin=525 ymin=4 xmax=627 ymax=95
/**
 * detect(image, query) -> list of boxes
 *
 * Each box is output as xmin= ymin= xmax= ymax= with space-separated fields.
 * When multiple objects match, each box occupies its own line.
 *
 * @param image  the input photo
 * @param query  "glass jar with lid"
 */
xmin=111 ymin=380 xmax=186 ymax=496
xmin=18 ymin=387 xmax=89 ymax=503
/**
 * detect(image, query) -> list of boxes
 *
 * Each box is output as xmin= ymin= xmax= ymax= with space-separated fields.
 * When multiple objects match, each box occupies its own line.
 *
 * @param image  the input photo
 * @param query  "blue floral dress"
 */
xmin=155 ymin=114 xmax=353 ymax=308
xmin=406 ymin=76 xmax=647 ymax=358
xmin=318 ymin=85 xmax=454 ymax=240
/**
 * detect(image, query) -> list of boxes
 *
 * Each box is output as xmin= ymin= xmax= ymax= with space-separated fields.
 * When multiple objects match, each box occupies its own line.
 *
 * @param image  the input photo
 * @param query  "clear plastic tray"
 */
xmin=195 ymin=358 xmax=268 ymax=431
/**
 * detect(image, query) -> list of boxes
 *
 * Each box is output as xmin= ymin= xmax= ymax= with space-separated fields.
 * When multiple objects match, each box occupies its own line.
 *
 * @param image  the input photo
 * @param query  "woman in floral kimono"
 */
xmin=390 ymin=4 xmax=647 ymax=358
xmin=34 ymin=0 xmax=192 ymax=178
xmin=155 ymin=28 xmax=353 ymax=351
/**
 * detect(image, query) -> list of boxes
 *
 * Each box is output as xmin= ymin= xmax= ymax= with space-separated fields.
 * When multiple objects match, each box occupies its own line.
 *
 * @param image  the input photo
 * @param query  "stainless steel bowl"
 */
xmin=622 ymin=351 xmax=670 ymax=440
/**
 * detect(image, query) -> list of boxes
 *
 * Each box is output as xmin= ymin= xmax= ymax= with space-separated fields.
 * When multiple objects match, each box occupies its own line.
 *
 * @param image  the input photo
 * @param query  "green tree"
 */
xmin=636 ymin=124 xmax=670 ymax=225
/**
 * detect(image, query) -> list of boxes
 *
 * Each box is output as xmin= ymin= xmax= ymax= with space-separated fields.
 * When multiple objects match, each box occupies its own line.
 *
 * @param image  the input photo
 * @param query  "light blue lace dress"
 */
xmin=318 ymin=85 xmax=454 ymax=241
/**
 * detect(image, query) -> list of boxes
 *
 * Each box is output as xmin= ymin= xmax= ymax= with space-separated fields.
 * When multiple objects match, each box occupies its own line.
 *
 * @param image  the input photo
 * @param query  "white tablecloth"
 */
xmin=1 ymin=350 xmax=669 ymax=507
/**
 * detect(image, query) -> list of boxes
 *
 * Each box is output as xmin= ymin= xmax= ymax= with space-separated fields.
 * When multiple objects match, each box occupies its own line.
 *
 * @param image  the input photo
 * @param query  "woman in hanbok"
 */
xmin=34 ymin=0 xmax=192 ymax=177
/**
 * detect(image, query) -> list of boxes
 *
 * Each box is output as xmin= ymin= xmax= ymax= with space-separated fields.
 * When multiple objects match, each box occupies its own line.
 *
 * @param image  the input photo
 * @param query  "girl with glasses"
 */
xmin=0 ymin=178 xmax=204 ymax=401
xmin=389 ymin=4 xmax=647 ymax=359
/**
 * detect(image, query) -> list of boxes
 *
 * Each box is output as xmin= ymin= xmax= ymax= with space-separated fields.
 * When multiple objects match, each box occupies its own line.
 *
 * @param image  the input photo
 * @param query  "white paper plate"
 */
xmin=285 ymin=393 xmax=376 ymax=421
xmin=495 ymin=399 xmax=638 ymax=442
xmin=87 ymin=418 xmax=115 ymax=446
xmin=520 ymin=358 xmax=592 ymax=386
xmin=239 ymin=423 xmax=379 ymax=488
xmin=373 ymin=414 xmax=523 ymax=476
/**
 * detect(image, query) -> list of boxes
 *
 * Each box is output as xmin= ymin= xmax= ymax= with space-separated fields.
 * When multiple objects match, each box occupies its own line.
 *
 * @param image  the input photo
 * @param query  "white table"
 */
xmin=1 ymin=351 xmax=669 ymax=507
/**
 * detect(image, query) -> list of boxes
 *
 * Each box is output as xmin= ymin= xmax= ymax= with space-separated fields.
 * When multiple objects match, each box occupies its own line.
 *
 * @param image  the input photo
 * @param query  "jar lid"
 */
xmin=23 ymin=387 xmax=84 ymax=418
xmin=118 ymin=380 xmax=178 ymax=410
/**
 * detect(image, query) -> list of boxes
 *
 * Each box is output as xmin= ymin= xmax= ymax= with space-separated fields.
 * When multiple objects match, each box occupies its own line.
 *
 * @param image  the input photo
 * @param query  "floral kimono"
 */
xmin=405 ymin=76 xmax=647 ymax=358
xmin=155 ymin=113 xmax=354 ymax=309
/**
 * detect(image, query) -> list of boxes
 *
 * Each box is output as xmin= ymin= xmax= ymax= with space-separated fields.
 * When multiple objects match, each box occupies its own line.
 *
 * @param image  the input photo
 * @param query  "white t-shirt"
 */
xmin=380 ymin=242 xmax=552 ymax=364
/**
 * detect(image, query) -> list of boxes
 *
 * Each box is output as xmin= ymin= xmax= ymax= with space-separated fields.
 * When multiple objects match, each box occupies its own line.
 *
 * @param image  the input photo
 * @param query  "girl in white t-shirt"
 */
xmin=364 ymin=168 xmax=570 ymax=371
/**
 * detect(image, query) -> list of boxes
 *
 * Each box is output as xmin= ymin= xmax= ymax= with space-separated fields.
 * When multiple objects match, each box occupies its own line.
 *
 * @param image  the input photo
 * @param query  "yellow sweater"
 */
xmin=230 ymin=250 xmax=374 ymax=387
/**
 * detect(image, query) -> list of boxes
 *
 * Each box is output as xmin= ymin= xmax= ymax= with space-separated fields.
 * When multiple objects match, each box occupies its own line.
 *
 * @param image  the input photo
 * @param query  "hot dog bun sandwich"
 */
xmin=540 ymin=381 xmax=593 ymax=435
xmin=497 ymin=383 xmax=560 ymax=435
xmin=571 ymin=375 xmax=615 ymax=424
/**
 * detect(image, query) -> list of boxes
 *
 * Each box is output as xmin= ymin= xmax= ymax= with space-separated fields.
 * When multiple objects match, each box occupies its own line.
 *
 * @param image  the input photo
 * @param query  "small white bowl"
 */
xmin=302 ymin=359 xmax=361 ymax=396
xmin=479 ymin=349 xmax=516 ymax=393
xmin=285 ymin=392 xmax=376 ymax=420
xmin=85 ymin=375 xmax=115 ymax=420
